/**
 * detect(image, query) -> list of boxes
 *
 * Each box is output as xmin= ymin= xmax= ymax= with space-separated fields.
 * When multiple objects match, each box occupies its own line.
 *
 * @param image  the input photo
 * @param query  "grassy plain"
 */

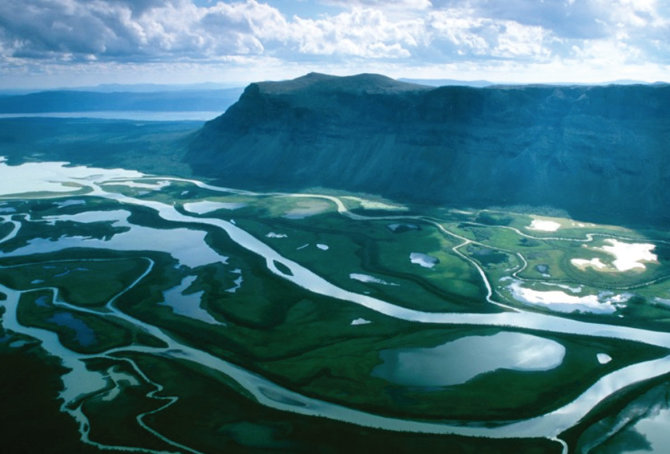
xmin=1 ymin=169 xmax=670 ymax=452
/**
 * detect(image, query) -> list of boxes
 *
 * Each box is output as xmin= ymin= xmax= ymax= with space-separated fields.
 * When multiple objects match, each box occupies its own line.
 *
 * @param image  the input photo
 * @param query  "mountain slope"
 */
xmin=187 ymin=73 xmax=670 ymax=227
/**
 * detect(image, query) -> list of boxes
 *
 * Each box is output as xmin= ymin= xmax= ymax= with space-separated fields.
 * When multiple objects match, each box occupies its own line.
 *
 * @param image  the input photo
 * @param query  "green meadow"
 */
xmin=1 ymin=167 xmax=670 ymax=453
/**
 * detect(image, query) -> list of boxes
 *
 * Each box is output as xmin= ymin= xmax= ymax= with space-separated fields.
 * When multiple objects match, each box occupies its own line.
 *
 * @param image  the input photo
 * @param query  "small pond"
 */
xmin=372 ymin=331 xmax=565 ymax=387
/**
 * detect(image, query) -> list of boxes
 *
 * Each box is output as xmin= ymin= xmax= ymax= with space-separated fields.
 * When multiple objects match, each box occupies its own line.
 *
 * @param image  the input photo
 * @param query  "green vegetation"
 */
xmin=1 ymin=167 xmax=670 ymax=453
xmin=233 ymin=208 xmax=491 ymax=314
xmin=0 ymin=220 xmax=13 ymax=239
xmin=80 ymin=358 xmax=180 ymax=452
xmin=188 ymin=75 xmax=670 ymax=229
xmin=0 ymin=117 xmax=197 ymax=177
xmin=252 ymin=325 xmax=667 ymax=421
xmin=0 ymin=257 xmax=147 ymax=307
xmin=128 ymin=353 xmax=561 ymax=454
xmin=0 ymin=342 xmax=110 ymax=453
xmin=16 ymin=290 xmax=132 ymax=353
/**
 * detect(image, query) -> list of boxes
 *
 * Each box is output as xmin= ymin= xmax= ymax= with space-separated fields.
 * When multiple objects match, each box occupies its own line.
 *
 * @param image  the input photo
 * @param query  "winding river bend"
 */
xmin=1 ymin=160 xmax=670 ymax=452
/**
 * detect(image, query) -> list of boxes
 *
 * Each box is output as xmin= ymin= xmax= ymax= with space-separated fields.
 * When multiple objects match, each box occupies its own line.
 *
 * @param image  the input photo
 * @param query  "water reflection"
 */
xmin=373 ymin=332 xmax=565 ymax=387
xmin=160 ymin=275 xmax=222 ymax=325
xmin=48 ymin=312 xmax=96 ymax=347
xmin=2 ymin=158 xmax=670 ymax=446
xmin=578 ymin=381 xmax=670 ymax=453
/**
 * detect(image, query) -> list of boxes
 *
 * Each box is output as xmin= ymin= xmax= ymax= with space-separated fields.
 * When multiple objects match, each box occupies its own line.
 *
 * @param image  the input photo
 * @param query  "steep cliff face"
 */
xmin=187 ymin=73 xmax=670 ymax=227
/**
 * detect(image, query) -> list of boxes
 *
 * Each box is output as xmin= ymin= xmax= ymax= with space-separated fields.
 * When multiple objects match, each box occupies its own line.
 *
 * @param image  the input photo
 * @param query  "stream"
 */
xmin=2 ymin=160 xmax=670 ymax=452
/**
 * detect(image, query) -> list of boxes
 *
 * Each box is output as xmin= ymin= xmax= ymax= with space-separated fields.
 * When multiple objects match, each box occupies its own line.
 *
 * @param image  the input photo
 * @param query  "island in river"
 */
xmin=1 ymin=157 xmax=670 ymax=453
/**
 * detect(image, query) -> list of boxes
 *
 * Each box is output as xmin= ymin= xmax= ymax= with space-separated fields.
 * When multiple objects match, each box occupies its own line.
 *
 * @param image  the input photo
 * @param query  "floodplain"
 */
xmin=1 ymin=158 xmax=670 ymax=453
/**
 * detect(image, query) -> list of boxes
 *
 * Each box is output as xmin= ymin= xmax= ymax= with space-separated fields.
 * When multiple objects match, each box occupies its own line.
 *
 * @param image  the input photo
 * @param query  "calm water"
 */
xmin=372 ymin=332 xmax=565 ymax=387
xmin=48 ymin=312 xmax=96 ymax=347
xmin=3 ymin=159 xmax=670 ymax=443
xmin=0 ymin=111 xmax=220 ymax=121
xmin=160 ymin=275 xmax=222 ymax=325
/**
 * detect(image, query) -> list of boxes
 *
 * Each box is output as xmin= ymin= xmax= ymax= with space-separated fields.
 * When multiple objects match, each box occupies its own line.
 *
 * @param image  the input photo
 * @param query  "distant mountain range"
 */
xmin=399 ymin=78 xmax=494 ymax=87
xmin=186 ymin=72 xmax=670 ymax=227
xmin=0 ymin=88 xmax=244 ymax=113
xmin=398 ymin=78 xmax=668 ymax=87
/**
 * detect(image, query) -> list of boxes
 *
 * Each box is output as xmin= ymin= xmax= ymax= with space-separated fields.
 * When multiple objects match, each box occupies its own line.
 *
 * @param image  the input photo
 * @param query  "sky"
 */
xmin=0 ymin=0 xmax=669 ymax=89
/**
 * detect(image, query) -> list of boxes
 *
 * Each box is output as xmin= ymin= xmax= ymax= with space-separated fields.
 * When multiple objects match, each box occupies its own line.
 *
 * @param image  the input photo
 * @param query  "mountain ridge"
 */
xmin=0 ymin=88 xmax=243 ymax=113
xmin=186 ymin=73 xmax=670 ymax=227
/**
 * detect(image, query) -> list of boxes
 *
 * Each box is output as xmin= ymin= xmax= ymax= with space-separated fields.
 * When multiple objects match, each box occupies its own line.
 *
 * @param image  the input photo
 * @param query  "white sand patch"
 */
xmin=410 ymin=252 xmax=439 ymax=268
xmin=351 ymin=318 xmax=371 ymax=326
xmin=112 ymin=180 xmax=170 ymax=190
xmin=571 ymin=222 xmax=594 ymax=228
xmin=507 ymin=280 xmax=629 ymax=314
xmin=316 ymin=243 xmax=329 ymax=251
xmin=266 ymin=232 xmax=288 ymax=239
xmin=571 ymin=257 xmax=608 ymax=270
xmin=601 ymin=239 xmax=657 ymax=272
xmin=183 ymin=201 xmax=246 ymax=215
xmin=283 ymin=200 xmax=330 ymax=219
xmin=350 ymin=273 xmax=398 ymax=286
xmin=572 ymin=239 xmax=657 ymax=273
xmin=597 ymin=353 xmax=612 ymax=364
xmin=527 ymin=218 xmax=561 ymax=232
xmin=342 ymin=196 xmax=407 ymax=211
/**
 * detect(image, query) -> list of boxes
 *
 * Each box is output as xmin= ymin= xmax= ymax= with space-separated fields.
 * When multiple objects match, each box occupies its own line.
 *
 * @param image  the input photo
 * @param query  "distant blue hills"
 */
xmin=0 ymin=87 xmax=243 ymax=113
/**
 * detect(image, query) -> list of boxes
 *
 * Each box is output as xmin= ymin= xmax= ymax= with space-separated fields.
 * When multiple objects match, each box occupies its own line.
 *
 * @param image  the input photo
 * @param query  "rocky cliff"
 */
xmin=187 ymin=73 xmax=670 ymax=227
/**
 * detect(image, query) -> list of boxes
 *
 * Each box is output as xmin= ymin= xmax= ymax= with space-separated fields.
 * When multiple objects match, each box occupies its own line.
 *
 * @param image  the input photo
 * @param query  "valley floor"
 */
xmin=1 ymin=158 xmax=670 ymax=453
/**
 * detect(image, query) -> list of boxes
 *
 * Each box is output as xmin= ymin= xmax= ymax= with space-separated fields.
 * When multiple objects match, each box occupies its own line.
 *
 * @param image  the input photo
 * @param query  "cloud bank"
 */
xmin=0 ymin=0 xmax=668 ymax=86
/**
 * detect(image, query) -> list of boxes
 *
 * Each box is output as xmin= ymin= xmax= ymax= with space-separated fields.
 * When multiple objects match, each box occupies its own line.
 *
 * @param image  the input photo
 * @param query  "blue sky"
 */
xmin=0 ymin=0 xmax=669 ymax=88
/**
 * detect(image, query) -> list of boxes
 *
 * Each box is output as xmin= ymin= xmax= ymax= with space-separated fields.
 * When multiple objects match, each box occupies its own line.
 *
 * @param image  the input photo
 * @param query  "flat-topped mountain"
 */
xmin=187 ymin=73 xmax=670 ymax=227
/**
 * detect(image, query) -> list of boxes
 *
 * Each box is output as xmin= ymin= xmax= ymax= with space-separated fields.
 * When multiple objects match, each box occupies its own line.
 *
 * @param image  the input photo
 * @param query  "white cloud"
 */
xmin=0 ymin=0 xmax=669 ymax=86
xmin=427 ymin=10 xmax=491 ymax=55
xmin=493 ymin=21 xmax=552 ymax=59
xmin=425 ymin=9 xmax=557 ymax=60
xmin=321 ymin=0 xmax=433 ymax=11
xmin=291 ymin=8 xmax=423 ymax=58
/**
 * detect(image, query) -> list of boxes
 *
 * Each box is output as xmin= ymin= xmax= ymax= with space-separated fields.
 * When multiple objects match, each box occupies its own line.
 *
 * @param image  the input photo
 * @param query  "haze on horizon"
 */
xmin=0 ymin=0 xmax=669 ymax=90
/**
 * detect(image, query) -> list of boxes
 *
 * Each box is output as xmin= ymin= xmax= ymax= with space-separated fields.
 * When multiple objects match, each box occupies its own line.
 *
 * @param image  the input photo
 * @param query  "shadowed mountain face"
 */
xmin=187 ymin=72 xmax=670 ymax=227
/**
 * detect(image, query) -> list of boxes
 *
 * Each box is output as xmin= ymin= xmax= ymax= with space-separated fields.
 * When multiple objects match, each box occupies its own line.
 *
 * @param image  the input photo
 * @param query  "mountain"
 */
xmin=186 ymin=72 xmax=670 ymax=227
xmin=0 ymin=88 xmax=243 ymax=113
xmin=397 ymin=78 xmax=668 ymax=88
xmin=399 ymin=78 xmax=494 ymax=87
xmin=67 ymin=82 xmax=242 ymax=93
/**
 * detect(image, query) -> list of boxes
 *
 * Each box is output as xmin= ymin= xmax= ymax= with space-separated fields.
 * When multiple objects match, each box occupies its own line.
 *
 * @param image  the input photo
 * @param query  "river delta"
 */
xmin=1 ymin=158 xmax=670 ymax=453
